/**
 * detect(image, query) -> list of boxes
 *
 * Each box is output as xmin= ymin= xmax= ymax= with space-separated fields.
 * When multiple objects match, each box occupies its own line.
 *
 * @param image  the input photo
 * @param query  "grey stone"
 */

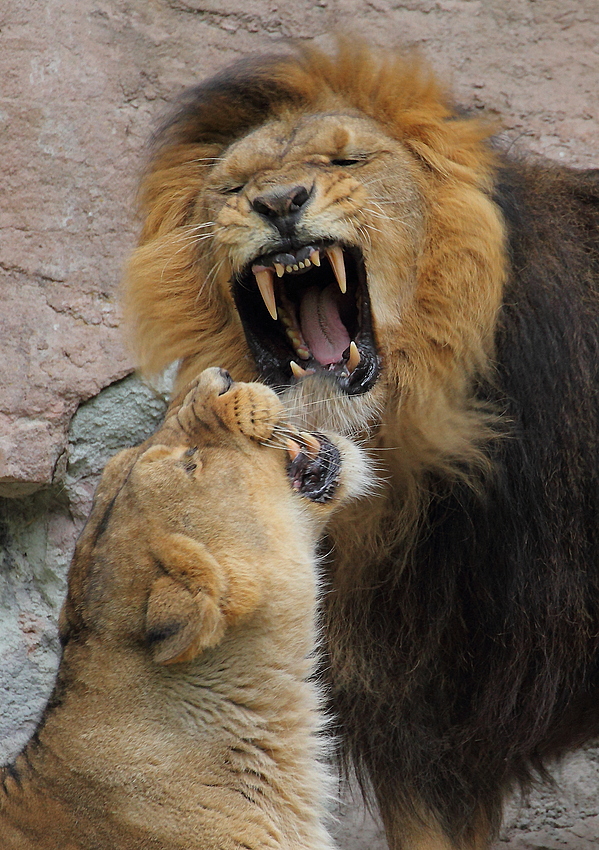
xmin=0 ymin=488 xmax=70 ymax=763
xmin=0 ymin=373 xmax=169 ymax=764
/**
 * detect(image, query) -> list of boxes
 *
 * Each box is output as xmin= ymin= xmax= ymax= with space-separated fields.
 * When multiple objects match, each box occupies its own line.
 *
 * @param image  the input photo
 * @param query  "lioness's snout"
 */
xmin=177 ymin=369 xmax=374 ymax=506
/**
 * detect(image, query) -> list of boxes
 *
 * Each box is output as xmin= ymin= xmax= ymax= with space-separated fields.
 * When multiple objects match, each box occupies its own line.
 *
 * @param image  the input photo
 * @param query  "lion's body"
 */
xmin=0 ymin=371 xmax=368 ymax=849
xmin=123 ymin=42 xmax=599 ymax=849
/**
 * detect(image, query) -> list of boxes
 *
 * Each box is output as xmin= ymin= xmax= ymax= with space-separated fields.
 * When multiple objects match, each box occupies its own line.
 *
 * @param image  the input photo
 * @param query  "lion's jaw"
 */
xmin=197 ymin=111 xmax=425 ymax=431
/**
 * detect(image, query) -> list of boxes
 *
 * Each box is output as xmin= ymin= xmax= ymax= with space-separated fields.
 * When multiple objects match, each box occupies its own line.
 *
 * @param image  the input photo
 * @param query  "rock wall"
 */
xmin=1 ymin=2 xmax=598 ymax=847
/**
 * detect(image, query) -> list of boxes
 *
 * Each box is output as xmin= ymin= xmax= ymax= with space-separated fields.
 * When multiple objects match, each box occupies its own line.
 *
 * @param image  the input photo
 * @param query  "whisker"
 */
xmin=360 ymin=220 xmax=385 ymax=235
xmin=259 ymin=440 xmax=291 ymax=451
xmin=159 ymin=241 xmax=197 ymax=283
xmin=196 ymin=257 xmax=227 ymax=302
xmin=175 ymin=223 xmax=216 ymax=233
xmin=188 ymin=157 xmax=225 ymax=165
xmin=364 ymin=206 xmax=389 ymax=220
xmin=180 ymin=221 xmax=217 ymax=229
xmin=356 ymin=223 xmax=373 ymax=250
xmin=284 ymin=397 xmax=339 ymax=410
xmin=170 ymin=233 xmax=216 ymax=246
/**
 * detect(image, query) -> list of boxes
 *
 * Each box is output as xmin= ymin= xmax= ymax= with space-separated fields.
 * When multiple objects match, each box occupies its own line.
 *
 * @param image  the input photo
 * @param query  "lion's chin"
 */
xmin=281 ymin=370 xmax=384 ymax=436
xmin=233 ymin=243 xmax=381 ymax=397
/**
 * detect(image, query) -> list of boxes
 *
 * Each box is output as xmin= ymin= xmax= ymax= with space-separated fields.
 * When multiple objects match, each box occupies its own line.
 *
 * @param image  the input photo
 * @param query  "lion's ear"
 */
xmin=145 ymin=574 xmax=225 ymax=665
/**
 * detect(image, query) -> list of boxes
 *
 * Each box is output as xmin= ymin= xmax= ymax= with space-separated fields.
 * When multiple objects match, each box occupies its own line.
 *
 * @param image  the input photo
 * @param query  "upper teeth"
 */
xmin=325 ymin=246 xmax=347 ymax=294
xmin=253 ymin=267 xmax=277 ymax=320
xmin=248 ymin=246 xmax=365 ymax=382
xmin=251 ymin=245 xmax=347 ymax=322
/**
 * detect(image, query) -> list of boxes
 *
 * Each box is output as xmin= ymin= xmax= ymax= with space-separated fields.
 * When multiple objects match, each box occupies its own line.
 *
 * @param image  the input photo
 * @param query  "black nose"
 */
xmin=251 ymin=185 xmax=312 ymax=231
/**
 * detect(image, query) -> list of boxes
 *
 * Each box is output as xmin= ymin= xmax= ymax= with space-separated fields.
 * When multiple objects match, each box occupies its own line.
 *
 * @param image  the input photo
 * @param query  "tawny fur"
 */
xmin=122 ymin=40 xmax=599 ymax=850
xmin=0 ymin=368 xmax=370 ymax=850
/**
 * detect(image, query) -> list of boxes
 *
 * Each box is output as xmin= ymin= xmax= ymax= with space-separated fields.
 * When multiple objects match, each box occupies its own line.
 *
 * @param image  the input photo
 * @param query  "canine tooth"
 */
xmin=347 ymin=340 xmax=361 ymax=373
xmin=310 ymin=249 xmax=321 ymax=267
xmin=274 ymin=262 xmax=285 ymax=278
xmin=287 ymin=438 xmax=302 ymax=461
xmin=253 ymin=267 xmax=277 ymax=320
xmin=290 ymin=360 xmax=309 ymax=379
xmin=299 ymin=431 xmax=321 ymax=459
xmin=326 ymin=246 xmax=347 ymax=294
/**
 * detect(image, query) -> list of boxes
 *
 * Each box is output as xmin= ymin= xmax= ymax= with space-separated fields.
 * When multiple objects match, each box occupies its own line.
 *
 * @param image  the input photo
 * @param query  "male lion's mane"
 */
xmin=123 ymin=41 xmax=599 ymax=849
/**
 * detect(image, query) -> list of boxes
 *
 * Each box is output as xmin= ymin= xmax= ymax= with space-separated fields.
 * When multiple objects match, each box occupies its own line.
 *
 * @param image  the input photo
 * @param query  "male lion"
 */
xmin=0 ymin=368 xmax=370 ymax=849
xmin=123 ymin=41 xmax=599 ymax=850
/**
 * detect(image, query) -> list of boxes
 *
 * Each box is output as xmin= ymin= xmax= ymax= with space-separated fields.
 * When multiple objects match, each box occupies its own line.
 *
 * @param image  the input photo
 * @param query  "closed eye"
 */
xmin=330 ymin=155 xmax=370 ymax=167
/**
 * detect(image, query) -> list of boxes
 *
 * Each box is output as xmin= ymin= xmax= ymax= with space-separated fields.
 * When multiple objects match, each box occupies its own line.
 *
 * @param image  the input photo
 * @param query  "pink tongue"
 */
xmin=299 ymin=285 xmax=350 ymax=365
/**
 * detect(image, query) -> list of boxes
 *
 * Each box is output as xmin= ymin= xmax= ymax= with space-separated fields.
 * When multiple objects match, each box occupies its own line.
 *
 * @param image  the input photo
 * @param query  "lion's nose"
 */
xmin=251 ymin=185 xmax=312 ymax=226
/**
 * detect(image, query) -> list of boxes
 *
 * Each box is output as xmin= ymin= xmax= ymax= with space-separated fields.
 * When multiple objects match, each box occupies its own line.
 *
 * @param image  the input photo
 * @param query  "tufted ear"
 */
xmin=145 ymin=573 xmax=225 ymax=665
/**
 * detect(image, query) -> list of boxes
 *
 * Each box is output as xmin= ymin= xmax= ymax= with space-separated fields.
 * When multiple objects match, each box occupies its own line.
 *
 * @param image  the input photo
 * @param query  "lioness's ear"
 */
xmin=145 ymin=574 xmax=225 ymax=665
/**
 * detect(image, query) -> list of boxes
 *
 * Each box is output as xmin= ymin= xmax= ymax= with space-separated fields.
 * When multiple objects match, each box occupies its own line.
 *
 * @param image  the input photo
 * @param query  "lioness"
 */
xmin=0 ymin=368 xmax=370 ymax=849
xmin=123 ymin=39 xmax=599 ymax=850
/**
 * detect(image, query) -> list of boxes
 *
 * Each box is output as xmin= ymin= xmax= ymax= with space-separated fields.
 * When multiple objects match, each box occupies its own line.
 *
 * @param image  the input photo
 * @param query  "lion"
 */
xmin=0 ymin=368 xmax=370 ymax=849
xmin=122 ymin=40 xmax=599 ymax=850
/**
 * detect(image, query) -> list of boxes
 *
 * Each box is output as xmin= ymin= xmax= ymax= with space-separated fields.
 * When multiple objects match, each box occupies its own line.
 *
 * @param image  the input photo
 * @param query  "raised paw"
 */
xmin=174 ymin=367 xmax=285 ymax=444
xmin=211 ymin=381 xmax=285 ymax=442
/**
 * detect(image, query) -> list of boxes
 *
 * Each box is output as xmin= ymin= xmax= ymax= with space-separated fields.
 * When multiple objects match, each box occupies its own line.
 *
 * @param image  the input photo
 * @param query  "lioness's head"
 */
xmin=125 ymin=40 xmax=506 ymax=440
xmin=60 ymin=368 xmax=369 ymax=666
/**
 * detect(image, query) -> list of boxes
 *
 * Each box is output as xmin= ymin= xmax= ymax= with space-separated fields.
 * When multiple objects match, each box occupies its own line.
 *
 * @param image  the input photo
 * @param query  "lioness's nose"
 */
xmin=251 ymin=185 xmax=312 ymax=223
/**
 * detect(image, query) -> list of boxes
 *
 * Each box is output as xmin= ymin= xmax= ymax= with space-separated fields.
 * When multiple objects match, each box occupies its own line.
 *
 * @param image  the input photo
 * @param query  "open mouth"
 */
xmin=286 ymin=432 xmax=342 ymax=503
xmin=232 ymin=243 xmax=380 ymax=395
